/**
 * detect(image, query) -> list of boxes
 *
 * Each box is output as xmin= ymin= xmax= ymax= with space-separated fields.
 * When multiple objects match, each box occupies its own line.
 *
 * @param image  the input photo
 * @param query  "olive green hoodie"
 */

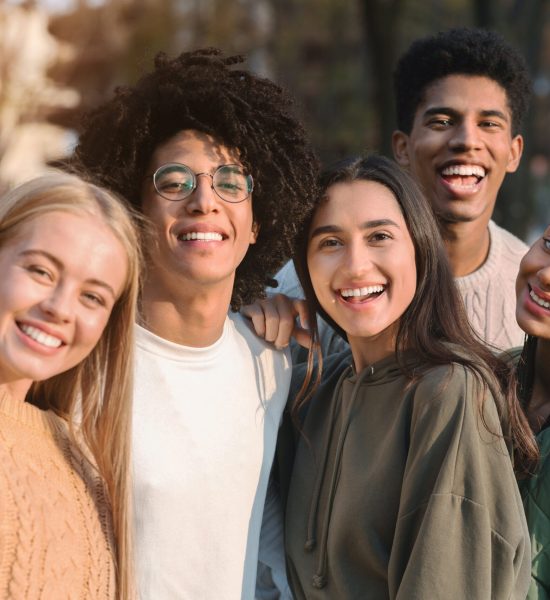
xmin=284 ymin=350 xmax=530 ymax=599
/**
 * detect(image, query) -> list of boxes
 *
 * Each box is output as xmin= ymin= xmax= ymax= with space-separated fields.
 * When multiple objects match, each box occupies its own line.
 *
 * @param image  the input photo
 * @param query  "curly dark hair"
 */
xmin=72 ymin=48 xmax=318 ymax=309
xmin=394 ymin=27 xmax=532 ymax=135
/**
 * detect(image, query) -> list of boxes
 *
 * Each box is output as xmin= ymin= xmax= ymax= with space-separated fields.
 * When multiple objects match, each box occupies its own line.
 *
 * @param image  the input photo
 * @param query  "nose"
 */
xmin=185 ymin=173 xmax=219 ymax=215
xmin=39 ymin=285 xmax=74 ymax=323
xmin=448 ymin=119 xmax=482 ymax=153
xmin=342 ymin=240 xmax=373 ymax=278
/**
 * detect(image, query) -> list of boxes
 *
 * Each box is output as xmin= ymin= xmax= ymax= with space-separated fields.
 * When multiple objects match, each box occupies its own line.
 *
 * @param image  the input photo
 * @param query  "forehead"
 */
xmin=313 ymin=180 xmax=404 ymax=225
xmin=149 ymin=129 xmax=241 ymax=171
xmin=416 ymin=74 xmax=511 ymax=119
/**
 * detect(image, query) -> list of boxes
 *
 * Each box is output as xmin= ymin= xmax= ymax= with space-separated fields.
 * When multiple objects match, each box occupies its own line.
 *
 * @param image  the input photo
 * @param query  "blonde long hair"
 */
xmin=0 ymin=172 xmax=141 ymax=599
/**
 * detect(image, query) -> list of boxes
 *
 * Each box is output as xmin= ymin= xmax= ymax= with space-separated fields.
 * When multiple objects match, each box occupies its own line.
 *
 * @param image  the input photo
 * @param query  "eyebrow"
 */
xmin=423 ymin=106 xmax=509 ymax=122
xmin=20 ymin=249 xmax=118 ymax=298
xmin=310 ymin=218 xmax=399 ymax=239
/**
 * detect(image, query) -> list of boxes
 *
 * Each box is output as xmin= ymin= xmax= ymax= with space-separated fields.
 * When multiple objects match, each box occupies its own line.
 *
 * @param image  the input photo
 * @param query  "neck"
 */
xmin=348 ymin=330 xmax=396 ymax=373
xmin=0 ymin=380 xmax=32 ymax=404
xmin=440 ymin=220 xmax=491 ymax=278
xmin=140 ymin=273 xmax=234 ymax=347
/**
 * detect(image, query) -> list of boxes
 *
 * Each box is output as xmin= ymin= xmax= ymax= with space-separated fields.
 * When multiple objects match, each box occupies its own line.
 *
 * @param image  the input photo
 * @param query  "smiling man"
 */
xmin=73 ymin=49 xmax=316 ymax=599
xmin=392 ymin=27 xmax=530 ymax=349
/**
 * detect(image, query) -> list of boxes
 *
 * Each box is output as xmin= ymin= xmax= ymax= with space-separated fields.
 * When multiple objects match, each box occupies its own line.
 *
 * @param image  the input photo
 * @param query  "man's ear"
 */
xmin=249 ymin=221 xmax=260 ymax=244
xmin=506 ymin=134 xmax=523 ymax=174
xmin=392 ymin=130 xmax=411 ymax=167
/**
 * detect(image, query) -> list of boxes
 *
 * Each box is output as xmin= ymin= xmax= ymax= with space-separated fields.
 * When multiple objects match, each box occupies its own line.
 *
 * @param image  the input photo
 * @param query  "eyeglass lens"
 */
xmin=153 ymin=164 xmax=252 ymax=203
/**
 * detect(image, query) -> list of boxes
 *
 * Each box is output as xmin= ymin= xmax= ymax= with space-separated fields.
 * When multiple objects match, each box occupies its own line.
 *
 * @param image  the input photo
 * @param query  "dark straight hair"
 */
xmin=293 ymin=154 xmax=537 ymax=477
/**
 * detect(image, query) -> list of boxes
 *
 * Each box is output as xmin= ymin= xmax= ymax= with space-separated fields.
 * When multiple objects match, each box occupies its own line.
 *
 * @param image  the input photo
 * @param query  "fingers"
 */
xmin=264 ymin=294 xmax=296 ymax=349
xmin=241 ymin=294 xmax=310 ymax=350
xmin=241 ymin=302 xmax=267 ymax=338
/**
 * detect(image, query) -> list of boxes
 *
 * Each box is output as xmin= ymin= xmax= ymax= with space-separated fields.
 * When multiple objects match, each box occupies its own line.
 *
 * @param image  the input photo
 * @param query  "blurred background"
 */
xmin=1 ymin=0 xmax=549 ymax=241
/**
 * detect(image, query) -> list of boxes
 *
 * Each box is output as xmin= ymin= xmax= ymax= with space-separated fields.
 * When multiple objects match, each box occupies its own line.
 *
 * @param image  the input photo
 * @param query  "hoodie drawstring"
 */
xmin=304 ymin=366 xmax=352 ymax=553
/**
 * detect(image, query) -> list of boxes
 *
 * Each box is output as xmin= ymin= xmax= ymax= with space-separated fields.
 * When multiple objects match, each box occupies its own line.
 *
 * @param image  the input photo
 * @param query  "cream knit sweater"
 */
xmin=0 ymin=394 xmax=116 ymax=599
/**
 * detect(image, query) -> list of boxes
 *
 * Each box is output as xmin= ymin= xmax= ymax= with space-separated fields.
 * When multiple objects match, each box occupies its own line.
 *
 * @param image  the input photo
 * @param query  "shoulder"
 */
xmin=229 ymin=311 xmax=291 ymax=367
xmin=499 ymin=346 xmax=524 ymax=369
xmin=270 ymin=260 xmax=304 ymax=299
xmin=489 ymin=220 xmax=528 ymax=261
xmin=288 ymin=348 xmax=353 ymax=414
xmin=291 ymin=347 xmax=353 ymax=391
xmin=409 ymin=362 xmax=500 ymax=433
xmin=522 ymin=428 xmax=550 ymax=535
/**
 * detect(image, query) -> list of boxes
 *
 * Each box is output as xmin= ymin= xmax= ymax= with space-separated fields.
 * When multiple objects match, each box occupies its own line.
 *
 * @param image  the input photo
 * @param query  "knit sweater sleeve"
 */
xmin=387 ymin=365 xmax=530 ymax=600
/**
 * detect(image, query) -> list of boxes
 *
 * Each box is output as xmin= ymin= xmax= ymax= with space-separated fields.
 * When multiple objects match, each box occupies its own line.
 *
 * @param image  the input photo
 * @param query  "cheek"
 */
xmin=0 ymin=276 xmax=40 ymax=316
xmin=396 ymin=251 xmax=417 ymax=306
xmin=306 ymin=253 xmax=323 ymax=292
xmin=76 ymin=312 xmax=111 ymax=351
xmin=307 ymin=254 xmax=335 ymax=311
xmin=516 ymin=253 xmax=534 ymax=295
xmin=142 ymin=195 xmax=174 ymax=230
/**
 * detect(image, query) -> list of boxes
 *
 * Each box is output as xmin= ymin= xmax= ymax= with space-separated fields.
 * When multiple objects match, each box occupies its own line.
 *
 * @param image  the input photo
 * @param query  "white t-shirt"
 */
xmin=132 ymin=312 xmax=291 ymax=600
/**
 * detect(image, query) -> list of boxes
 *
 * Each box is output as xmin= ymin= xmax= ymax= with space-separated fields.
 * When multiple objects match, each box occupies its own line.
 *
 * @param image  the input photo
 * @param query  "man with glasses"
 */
xmin=73 ymin=49 xmax=316 ymax=599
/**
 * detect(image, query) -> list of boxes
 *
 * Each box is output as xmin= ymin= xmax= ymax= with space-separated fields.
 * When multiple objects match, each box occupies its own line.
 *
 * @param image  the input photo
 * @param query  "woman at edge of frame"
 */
xmin=0 ymin=172 xmax=141 ymax=599
xmin=506 ymin=222 xmax=550 ymax=598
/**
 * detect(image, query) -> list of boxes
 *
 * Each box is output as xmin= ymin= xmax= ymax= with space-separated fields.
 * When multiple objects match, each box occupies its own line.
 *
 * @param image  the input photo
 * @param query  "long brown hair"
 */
xmin=0 ymin=172 xmax=141 ymax=599
xmin=294 ymin=155 xmax=538 ymax=477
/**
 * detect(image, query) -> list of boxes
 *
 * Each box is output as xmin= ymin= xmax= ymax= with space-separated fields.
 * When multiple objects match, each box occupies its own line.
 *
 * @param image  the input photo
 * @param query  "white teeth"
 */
xmin=441 ymin=165 xmax=486 ymax=178
xmin=341 ymin=285 xmax=384 ymax=297
xmin=19 ymin=324 xmax=63 ymax=348
xmin=530 ymin=289 xmax=550 ymax=309
xmin=179 ymin=232 xmax=223 ymax=242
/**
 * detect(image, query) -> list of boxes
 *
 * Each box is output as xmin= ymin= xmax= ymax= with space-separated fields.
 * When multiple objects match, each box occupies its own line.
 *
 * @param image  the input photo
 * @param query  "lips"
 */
xmin=175 ymin=223 xmax=228 ymax=242
xmin=339 ymin=284 xmax=385 ymax=303
xmin=177 ymin=231 xmax=223 ymax=242
xmin=17 ymin=322 xmax=64 ymax=348
xmin=439 ymin=163 xmax=486 ymax=189
xmin=529 ymin=286 xmax=550 ymax=310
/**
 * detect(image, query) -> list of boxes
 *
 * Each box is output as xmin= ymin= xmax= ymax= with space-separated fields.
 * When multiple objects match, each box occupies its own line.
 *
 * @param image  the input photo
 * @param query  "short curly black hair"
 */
xmin=73 ymin=48 xmax=318 ymax=309
xmin=394 ymin=28 xmax=532 ymax=135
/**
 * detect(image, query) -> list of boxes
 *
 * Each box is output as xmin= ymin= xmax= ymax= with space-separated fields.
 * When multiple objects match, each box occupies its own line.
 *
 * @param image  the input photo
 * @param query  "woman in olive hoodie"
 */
xmin=282 ymin=155 xmax=536 ymax=599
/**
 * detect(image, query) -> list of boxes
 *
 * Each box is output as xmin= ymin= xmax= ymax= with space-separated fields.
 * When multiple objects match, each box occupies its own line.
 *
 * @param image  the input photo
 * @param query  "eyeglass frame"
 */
xmin=146 ymin=162 xmax=254 ymax=204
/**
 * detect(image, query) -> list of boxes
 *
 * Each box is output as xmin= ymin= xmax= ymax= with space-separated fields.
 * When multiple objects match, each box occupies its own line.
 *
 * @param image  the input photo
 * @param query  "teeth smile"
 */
xmin=441 ymin=165 xmax=486 ymax=178
xmin=178 ymin=232 xmax=223 ymax=242
xmin=530 ymin=288 xmax=550 ymax=309
xmin=341 ymin=285 xmax=384 ymax=297
xmin=19 ymin=324 xmax=63 ymax=348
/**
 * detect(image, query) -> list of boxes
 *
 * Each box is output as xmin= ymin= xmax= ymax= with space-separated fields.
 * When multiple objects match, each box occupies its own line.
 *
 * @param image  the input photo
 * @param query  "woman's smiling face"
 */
xmin=0 ymin=210 xmax=128 ymax=388
xmin=307 ymin=179 xmax=417 ymax=366
xmin=516 ymin=225 xmax=550 ymax=339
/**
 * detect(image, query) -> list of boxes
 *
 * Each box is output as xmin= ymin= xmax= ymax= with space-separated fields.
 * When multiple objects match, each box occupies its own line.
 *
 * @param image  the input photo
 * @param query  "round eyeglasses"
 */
xmin=150 ymin=163 xmax=254 ymax=204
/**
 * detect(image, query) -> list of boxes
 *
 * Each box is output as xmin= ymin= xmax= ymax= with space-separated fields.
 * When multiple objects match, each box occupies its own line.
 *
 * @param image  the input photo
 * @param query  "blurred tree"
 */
xmin=357 ymin=0 xmax=405 ymax=157
xmin=0 ymin=2 xmax=79 ymax=188
xmin=42 ymin=0 xmax=550 ymax=235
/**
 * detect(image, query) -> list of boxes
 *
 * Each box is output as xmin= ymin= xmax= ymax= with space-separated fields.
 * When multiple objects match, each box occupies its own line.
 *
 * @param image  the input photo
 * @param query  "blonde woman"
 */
xmin=0 ymin=173 xmax=141 ymax=599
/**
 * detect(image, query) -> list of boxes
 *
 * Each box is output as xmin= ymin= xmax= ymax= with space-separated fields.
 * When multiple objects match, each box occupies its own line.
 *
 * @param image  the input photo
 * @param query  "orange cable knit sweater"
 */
xmin=0 ymin=394 xmax=116 ymax=599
